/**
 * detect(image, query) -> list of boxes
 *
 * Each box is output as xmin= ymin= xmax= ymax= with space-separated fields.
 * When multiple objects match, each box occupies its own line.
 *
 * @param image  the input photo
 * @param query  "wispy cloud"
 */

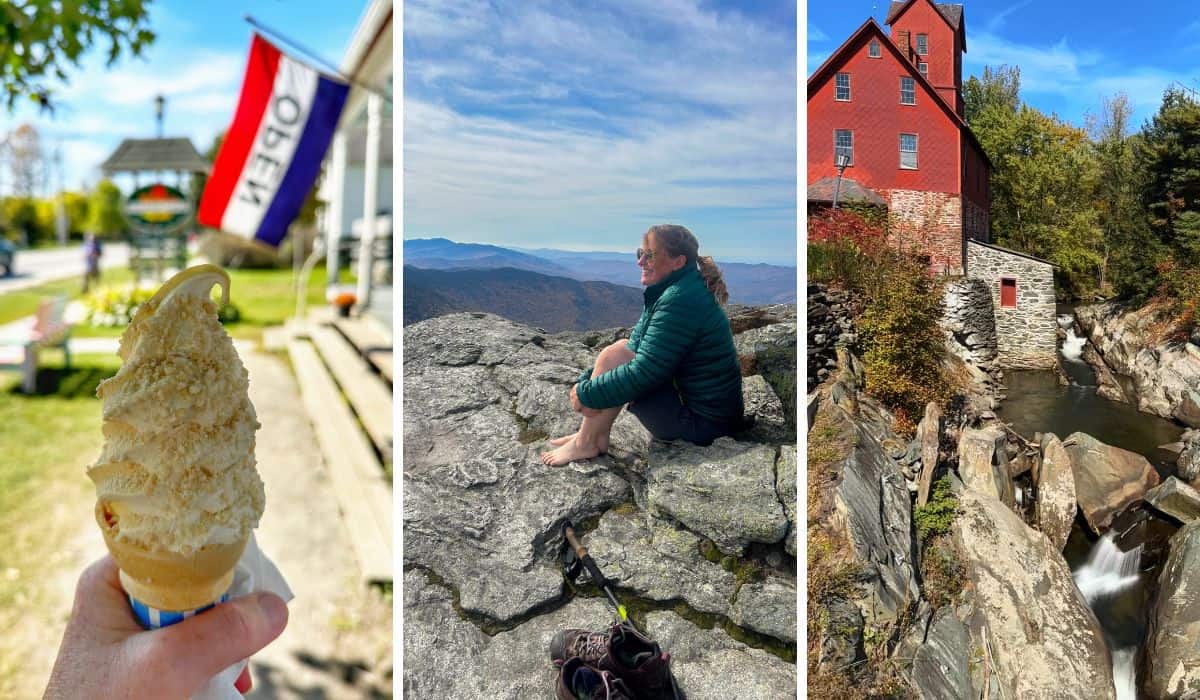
xmin=964 ymin=30 xmax=1184 ymax=127
xmin=983 ymin=0 xmax=1033 ymax=33
xmin=809 ymin=25 xmax=828 ymax=42
xmin=404 ymin=0 xmax=797 ymax=262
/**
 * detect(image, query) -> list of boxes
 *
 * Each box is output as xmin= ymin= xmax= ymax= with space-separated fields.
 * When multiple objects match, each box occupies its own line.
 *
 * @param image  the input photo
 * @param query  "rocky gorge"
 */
xmin=809 ymin=283 xmax=1200 ymax=699
xmin=402 ymin=307 xmax=797 ymax=699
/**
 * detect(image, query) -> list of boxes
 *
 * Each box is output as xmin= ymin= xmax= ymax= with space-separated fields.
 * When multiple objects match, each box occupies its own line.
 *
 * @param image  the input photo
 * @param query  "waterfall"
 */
xmin=1113 ymin=648 xmax=1137 ymax=700
xmin=1074 ymin=533 xmax=1142 ymax=603
xmin=1074 ymin=533 xmax=1142 ymax=698
xmin=1059 ymin=314 xmax=1086 ymax=362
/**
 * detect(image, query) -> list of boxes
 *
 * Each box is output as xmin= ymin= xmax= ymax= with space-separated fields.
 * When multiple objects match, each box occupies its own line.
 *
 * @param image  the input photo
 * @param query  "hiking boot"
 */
xmin=555 ymin=657 xmax=634 ymax=700
xmin=551 ymin=623 xmax=674 ymax=699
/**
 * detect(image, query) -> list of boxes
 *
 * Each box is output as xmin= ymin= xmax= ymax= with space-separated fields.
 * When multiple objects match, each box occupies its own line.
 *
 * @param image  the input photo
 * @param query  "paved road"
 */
xmin=0 ymin=243 xmax=130 ymax=295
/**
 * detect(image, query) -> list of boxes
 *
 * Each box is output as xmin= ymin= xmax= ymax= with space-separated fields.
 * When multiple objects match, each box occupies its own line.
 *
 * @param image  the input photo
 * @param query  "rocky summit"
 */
xmin=403 ymin=310 xmax=797 ymax=699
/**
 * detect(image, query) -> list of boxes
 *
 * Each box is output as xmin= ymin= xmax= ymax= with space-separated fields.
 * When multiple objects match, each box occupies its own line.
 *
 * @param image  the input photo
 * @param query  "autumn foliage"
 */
xmin=808 ymin=207 xmax=952 ymax=434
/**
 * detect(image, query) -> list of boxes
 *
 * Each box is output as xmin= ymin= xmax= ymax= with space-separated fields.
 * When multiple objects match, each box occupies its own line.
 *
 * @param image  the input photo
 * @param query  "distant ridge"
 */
xmin=403 ymin=265 xmax=643 ymax=332
xmin=403 ymin=238 xmax=796 ymax=304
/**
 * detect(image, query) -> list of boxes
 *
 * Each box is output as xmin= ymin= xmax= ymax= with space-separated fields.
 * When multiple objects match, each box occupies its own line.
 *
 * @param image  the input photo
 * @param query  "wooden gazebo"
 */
xmin=100 ymin=137 xmax=209 ymax=281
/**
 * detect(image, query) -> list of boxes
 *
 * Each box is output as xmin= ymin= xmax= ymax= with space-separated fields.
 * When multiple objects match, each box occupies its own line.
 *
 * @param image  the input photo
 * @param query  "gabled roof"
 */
xmin=807 ymin=177 xmax=887 ymax=206
xmin=968 ymin=239 xmax=1058 ymax=268
xmin=806 ymin=18 xmax=991 ymax=170
xmin=100 ymin=138 xmax=210 ymax=175
xmin=885 ymin=0 xmax=966 ymax=51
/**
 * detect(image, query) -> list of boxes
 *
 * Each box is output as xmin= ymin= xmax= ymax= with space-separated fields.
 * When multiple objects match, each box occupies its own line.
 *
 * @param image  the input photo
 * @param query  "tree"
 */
xmin=1087 ymin=93 xmax=1152 ymax=296
xmin=963 ymin=65 xmax=1021 ymax=124
xmin=85 ymin=179 xmax=127 ymax=238
xmin=5 ymin=123 xmax=43 ymax=196
xmin=0 ymin=1 xmax=155 ymax=110
xmin=966 ymin=66 xmax=1104 ymax=298
xmin=1138 ymin=89 xmax=1200 ymax=263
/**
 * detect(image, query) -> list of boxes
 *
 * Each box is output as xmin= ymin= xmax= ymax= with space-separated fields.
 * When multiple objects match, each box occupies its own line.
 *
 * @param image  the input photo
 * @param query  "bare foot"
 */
xmin=540 ymin=437 xmax=604 ymax=466
xmin=548 ymin=432 xmax=608 ymax=452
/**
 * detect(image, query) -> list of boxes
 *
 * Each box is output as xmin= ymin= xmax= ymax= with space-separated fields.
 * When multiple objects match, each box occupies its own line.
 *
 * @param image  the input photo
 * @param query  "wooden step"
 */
xmin=288 ymin=338 xmax=393 ymax=583
xmin=309 ymin=323 xmax=393 ymax=464
xmin=330 ymin=314 xmax=393 ymax=383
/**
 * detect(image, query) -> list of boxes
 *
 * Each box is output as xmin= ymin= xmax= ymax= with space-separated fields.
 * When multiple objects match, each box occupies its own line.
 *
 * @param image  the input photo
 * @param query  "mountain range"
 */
xmin=403 ymin=265 xmax=643 ymax=332
xmin=404 ymin=238 xmax=796 ymax=305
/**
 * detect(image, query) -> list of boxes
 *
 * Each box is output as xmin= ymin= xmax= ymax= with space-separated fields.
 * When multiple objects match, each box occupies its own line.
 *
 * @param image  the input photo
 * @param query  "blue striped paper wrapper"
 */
xmin=129 ymin=591 xmax=231 ymax=630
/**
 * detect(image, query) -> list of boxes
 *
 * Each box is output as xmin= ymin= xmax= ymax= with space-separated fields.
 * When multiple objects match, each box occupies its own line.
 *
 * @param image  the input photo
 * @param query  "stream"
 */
xmin=996 ymin=311 xmax=1185 ymax=699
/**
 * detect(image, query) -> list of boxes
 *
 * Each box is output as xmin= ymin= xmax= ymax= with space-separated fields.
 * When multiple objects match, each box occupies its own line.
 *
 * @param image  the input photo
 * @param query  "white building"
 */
xmin=322 ymin=0 xmax=393 ymax=317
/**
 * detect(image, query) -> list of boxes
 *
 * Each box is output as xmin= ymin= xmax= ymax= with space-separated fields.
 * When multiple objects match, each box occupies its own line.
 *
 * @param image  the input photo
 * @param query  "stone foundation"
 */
xmin=966 ymin=241 xmax=1057 ymax=369
xmin=963 ymin=198 xmax=989 ymax=243
xmin=882 ymin=189 xmax=964 ymax=275
xmin=942 ymin=278 xmax=998 ymax=366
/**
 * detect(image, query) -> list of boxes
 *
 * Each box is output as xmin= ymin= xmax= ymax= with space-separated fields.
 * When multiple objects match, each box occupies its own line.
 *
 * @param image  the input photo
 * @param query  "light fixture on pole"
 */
xmin=832 ymin=153 xmax=850 ymax=210
xmin=154 ymin=94 xmax=165 ymax=139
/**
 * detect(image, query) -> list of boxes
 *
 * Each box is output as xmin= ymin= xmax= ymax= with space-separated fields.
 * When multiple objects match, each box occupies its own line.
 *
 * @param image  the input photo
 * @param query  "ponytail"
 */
xmin=697 ymin=255 xmax=729 ymax=305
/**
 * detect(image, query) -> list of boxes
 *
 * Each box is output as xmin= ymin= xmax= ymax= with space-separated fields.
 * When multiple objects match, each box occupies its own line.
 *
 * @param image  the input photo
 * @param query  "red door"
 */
xmin=1000 ymin=278 xmax=1017 ymax=307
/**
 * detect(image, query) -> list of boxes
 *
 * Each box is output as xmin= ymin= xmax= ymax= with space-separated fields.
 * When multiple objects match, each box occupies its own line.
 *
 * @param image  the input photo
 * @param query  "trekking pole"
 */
xmin=562 ymin=521 xmax=628 ymax=624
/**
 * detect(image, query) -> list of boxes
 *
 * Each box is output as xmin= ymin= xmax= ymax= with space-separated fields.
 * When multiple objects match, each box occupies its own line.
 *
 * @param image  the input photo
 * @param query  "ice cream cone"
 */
xmin=99 ymin=505 xmax=248 ymax=611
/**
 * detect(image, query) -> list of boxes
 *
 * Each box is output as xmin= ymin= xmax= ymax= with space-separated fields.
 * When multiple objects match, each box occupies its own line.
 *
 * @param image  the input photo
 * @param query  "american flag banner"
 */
xmin=198 ymin=34 xmax=349 ymax=247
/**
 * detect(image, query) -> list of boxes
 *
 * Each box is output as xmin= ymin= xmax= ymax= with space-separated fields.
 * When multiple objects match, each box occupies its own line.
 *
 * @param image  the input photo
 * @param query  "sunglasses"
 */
xmin=636 ymin=248 xmax=658 ymax=262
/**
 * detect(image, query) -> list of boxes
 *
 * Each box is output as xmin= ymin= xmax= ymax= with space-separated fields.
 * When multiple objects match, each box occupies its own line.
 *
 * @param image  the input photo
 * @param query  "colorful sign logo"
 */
xmin=127 ymin=183 xmax=190 ymax=231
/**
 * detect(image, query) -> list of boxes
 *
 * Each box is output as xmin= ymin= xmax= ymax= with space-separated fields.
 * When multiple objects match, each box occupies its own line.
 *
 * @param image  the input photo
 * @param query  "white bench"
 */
xmin=0 ymin=297 xmax=73 ymax=393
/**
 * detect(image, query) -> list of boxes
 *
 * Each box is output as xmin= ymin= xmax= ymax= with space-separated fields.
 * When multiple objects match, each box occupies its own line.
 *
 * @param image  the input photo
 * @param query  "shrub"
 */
xmin=84 ymin=284 xmax=241 ymax=327
xmin=83 ymin=285 xmax=156 ymax=327
xmin=1152 ymin=257 xmax=1200 ymax=339
xmin=858 ymin=255 xmax=951 ymax=432
xmin=921 ymin=533 xmax=965 ymax=610
xmin=807 ymin=208 xmax=889 ymax=294
xmin=914 ymin=476 xmax=958 ymax=541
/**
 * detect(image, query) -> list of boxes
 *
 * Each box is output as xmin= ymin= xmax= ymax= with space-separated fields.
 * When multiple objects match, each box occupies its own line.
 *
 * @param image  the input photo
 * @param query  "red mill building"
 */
xmin=808 ymin=0 xmax=1059 ymax=369
xmin=807 ymin=0 xmax=990 ymax=276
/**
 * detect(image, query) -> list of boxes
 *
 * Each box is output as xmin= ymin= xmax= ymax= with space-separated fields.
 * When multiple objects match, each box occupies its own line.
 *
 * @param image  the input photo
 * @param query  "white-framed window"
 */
xmin=900 ymin=133 xmax=918 ymax=169
xmin=835 ymin=72 xmax=851 ymax=101
xmin=918 ymin=62 xmax=928 ymax=78
xmin=869 ymin=40 xmax=881 ymax=58
xmin=916 ymin=33 xmax=928 ymax=55
xmin=900 ymin=76 xmax=916 ymax=104
xmin=835 ymin=130 xmax=853 ymax=166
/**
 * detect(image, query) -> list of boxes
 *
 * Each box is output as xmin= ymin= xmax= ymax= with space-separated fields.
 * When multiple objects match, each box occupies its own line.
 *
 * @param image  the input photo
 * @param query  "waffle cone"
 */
xmin=100 ymin=518 xmax=247 ymax=611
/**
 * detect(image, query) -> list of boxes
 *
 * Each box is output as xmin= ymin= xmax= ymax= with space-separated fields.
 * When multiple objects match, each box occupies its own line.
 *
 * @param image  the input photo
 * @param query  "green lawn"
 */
xmin=0 ymin=352 xmax=119 ymax=694
xmin=0 ymin=352 xmax=116 ymax=539
xmin=0 ymin=267 xmax=135 ymax=326
xmin=4 ymin=264 xmax=354 ymax=343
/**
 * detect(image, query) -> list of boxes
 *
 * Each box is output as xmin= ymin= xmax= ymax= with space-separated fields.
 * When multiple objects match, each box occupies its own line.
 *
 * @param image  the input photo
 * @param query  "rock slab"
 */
xmin=1144 ymin=477 xmax=1200 ymax=525
xmin=645 ymin=438 xmax=788 ymax=556
xmin=1037 ymin=433 xmax=1077 ymax=551
xmin=957 ymin=425 xmax=1015 ymax=507
xmin=1146 ymin=521 xmax=1200 ymax=699
xmin=1063 ymin=431 xmax=1160 ymax=533
xmin=953 ymin=488 xmax=1116 ymax=700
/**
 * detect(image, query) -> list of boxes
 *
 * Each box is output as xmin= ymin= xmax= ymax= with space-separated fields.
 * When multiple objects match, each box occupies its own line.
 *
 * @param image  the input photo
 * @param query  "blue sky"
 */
xmin=1 ymin=1 xmax=365 ymax=194
xmin=404 ymin=0 xmax=798 ymax=265
xmin=807 ymin=1 xmax=1200 ymax=131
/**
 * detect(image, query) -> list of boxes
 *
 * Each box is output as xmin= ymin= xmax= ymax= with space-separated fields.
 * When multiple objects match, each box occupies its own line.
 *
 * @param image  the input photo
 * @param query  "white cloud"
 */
xmin=808 ymin=25 xmax=828 ymax=42
xmin=403 ymin=1 xmax=797 ymax=261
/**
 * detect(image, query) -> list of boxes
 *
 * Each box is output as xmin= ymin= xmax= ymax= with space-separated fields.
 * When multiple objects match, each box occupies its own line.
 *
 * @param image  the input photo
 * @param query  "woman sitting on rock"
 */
xmin=541 ymin=224 xmax=744 ymax=466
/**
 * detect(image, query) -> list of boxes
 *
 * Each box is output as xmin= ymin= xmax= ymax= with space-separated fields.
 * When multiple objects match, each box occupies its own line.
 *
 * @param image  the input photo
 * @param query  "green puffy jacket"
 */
xmin=576 ymin=264 xmax=743 ymax=423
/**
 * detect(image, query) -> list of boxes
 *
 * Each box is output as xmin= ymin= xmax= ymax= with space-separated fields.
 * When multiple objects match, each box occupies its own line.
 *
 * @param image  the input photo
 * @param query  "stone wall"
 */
xmin=966 ymin=241 xmax=1057 ymax=369
xmin=883 ymin=189 xmax=964 ymax=275
xmin=807 ymin=284 xmax=857 ymax=392
xmin=963 ymin=197 xmax=989 ymax=243
xmin=941 ymin=278 xmax=998 ymax=367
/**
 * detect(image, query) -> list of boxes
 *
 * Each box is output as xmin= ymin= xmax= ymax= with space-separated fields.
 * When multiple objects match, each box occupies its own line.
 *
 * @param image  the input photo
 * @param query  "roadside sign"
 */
xmin=126 ymin=183 xmax=190 ymax=232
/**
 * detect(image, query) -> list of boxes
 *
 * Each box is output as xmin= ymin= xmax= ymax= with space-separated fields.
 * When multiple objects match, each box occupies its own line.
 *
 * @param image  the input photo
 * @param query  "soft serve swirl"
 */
xmin=89 ymin=266 xmax=264 ymax=555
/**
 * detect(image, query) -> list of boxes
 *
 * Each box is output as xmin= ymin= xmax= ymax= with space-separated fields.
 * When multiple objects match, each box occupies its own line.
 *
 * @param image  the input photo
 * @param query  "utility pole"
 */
xmin=55 ymin=139 xmax=67 ymax=246
xmin=155 ymin=94 xmax=165 ymax=139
